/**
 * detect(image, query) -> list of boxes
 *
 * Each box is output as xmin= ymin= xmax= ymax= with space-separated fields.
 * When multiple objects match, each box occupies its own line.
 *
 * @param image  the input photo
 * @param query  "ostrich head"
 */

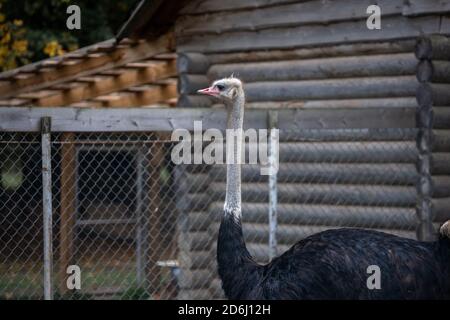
xmin=197 ymin=77 xmax=244 ymax=106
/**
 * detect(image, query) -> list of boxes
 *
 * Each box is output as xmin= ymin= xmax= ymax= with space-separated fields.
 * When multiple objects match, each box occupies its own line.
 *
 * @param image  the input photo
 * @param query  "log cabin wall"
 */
xmin=173 ymin=0 xmax=450 ymax=299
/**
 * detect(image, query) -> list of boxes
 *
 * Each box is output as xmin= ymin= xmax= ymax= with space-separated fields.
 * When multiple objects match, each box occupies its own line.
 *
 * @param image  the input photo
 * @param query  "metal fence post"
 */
xmin=41 ymin=117 xmax=53 ymax=300
xmin=268 ymin=111 xmax=279 ymax=260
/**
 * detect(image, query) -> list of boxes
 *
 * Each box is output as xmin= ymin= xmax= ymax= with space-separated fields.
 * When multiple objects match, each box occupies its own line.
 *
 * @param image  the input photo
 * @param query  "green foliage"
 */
xmin=0 ymin=0 xmax=139 ymax=71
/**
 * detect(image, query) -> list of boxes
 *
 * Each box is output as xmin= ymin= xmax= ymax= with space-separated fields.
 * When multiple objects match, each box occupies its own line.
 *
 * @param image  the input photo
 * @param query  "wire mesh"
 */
xmin=0 ymin=128 xmax=422 ymax=300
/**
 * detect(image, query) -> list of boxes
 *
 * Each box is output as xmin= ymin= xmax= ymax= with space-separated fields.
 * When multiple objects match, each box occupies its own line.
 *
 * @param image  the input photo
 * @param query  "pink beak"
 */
xmin=197 ymin=86 xmax=220 ymax=97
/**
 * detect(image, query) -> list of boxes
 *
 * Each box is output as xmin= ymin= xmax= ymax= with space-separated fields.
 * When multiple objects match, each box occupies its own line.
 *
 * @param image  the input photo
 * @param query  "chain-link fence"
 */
xmin=0 ymin=127 xmax=423 ymax=300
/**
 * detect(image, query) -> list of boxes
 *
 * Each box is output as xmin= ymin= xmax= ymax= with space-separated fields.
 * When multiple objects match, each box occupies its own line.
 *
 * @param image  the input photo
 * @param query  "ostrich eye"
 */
xmin=216 ymin=84 xmax=225 ymax=91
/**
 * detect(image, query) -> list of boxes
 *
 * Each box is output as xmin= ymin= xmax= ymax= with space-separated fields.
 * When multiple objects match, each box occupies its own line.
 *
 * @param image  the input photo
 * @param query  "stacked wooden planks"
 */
xmin=0 ymin=34 xmax=178 ymax=108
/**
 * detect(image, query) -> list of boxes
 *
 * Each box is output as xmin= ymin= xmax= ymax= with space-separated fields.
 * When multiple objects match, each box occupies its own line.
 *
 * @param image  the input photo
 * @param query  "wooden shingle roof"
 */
xmin=0 ymin=33 xmax=178 ymax=108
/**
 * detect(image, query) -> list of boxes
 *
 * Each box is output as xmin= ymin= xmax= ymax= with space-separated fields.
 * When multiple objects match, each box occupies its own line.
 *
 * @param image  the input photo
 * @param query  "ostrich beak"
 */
xmin=197 ymin=86 xmax=220 ymax=97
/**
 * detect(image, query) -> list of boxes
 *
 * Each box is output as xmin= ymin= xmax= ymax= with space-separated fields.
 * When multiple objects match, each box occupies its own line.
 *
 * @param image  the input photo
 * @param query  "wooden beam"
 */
xmin=208 ymin=53 xmax=418 ymax=82
xmin=177 ymin=16 xmax=443 ymax=53
xmin=92 ymin=80 xmax=177 ymax=107
xmin=242 ymin=77 xmax=418 ymax=102
xmin=31 ymin=60 xmax=176 ymax=106
xmin=0 ymin=107 xmax=417 ymax=132
xmin=0 ymin=34 xmax=174 ymax=99
xmin=206 ymin=40 xmax=416 ymax=64
xmin=59 ymin=132 xmax=76 ymax=296
xmin=146 ymin=135 xmax=164 ymax=293
xmin=176 ymin=0 xmax=404 ymax=37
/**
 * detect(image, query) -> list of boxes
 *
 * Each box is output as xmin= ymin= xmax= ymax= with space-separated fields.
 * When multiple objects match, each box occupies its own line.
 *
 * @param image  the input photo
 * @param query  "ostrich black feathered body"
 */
xmin=217 ymin=214 xmax=450 ymax=300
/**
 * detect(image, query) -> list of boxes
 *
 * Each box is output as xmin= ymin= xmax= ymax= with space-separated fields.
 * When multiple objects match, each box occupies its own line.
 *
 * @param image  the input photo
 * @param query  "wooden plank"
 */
xmin=178 ymin=74 xmax=209 ymax=95
xmin=33 ymin=60 xmax=176 ymax=106
xmin=207 ymin=40 xmax=416 ymax=64
xmin=417 ymin=83 xmax=450 ymax=107
xmin=433 ymin=107 xmax=450 ymax=129
xmin=177 ymin=52 xmax=210 ymax=74
xmin=177 ymin=16 xmax=442 ymax=53
xmin=432 ymin=175 xmax=450 ymax=198
xmin=209 ymin=182 xmax=417 ymax=207
xmin=178 ymin=249 xmax=211 ymax=270
xmin=177 ymin=0 xmax=404 ymax=36
xmin=241 ymin=77 xmax=418 ymax=102
xmin=431 ymin=153 xmax=450 ymax=174
xmin=93 ymin=81 xmax=177 ymax=107
xmin=0 ymin=34 xmax=174 ymax=99
xmin=275 ymin=141 xmax=419 ymax=163
xmin=209 ymin=54 xmax=417 ymax=82
xmin=210 ymin=163 xmax=419 ymax=185
xmin=147 ymin=136 xmax=164 ymax=293
xmin=208 ymin=202 xmax=417 ymax=230
xmin=431 ymin=129 xmax=450 ymax=151
xmin=403 ymin=0 xmax=450 ymax=16
xmin=432 ymin=197 xmax=450 ymax=221
xmin=417 ymin=60 xmax=450 ymax=83
xmin=415 ymin=35 xmax=450 ymax=60
xmin=0 ymin=107 xmax=416 ymax=132
xmin=59 ymin=132 xmax=76 ymax=296
xmin=241 ymin=98 xmax=418 ymax=109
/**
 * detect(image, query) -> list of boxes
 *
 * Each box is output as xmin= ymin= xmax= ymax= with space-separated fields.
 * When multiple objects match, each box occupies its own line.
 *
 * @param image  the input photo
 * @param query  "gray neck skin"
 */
xmin=224 ymin=89 xmax=245 ymax=221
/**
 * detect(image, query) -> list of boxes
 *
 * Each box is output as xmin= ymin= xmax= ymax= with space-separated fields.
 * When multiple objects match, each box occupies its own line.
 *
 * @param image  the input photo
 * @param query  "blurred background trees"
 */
xmin=0 ymin=0 xmax=139 ymax=71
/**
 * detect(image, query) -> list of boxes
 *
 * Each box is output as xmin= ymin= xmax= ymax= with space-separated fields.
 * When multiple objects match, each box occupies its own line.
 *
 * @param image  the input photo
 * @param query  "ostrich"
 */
xmin=198 ymin=77 xmax=450 ymax=300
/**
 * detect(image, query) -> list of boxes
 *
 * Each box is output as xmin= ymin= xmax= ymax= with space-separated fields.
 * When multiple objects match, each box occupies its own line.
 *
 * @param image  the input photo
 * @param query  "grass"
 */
xmin=0 ymin=262 xmax=149 ymax=300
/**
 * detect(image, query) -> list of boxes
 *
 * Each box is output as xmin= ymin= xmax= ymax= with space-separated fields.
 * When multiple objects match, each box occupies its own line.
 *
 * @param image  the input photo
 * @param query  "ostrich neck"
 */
xmin=224 ymin=93 xmax=244 ymax=217
xmin=218 ymin=91 xmax=262 ymax=299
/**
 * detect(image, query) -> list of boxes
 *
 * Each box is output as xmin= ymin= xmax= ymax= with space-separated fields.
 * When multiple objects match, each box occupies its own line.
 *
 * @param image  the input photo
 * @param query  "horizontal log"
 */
xmin=177 ymin=289 xmax=211 ymax=300
xmin=206 ymin=40 xmax=416 ymax=64
xmin=417 ymin=83 xmax=450 ymax=107
xmin=243 ymin=77 xmax=418 ymax=102
xmin=431 ymin=130 xmax=450 ymax=152
xmin=415 ymin=35 xmax=450 ymax=60
xmin=184 ymin=173 xmax=210 ymax=193
xmin=209 ymin=202 xmax=417 ymax=230
xmin=177 ymin=0 xmax=404 ymax=37
xmin=179 ymin=211 xmax=212 ymax=232
xmin=178 ymin=250 xmax=211 ymax=270
xmin=177 ymin=16 xmax=441 ymax=53
xmin=177 ymin=52 xmax=210 ymax=74
xmin=180 ymin=193 xmax=212 ymax=212
xmin=210 ymin=163 xmax=419 ymax=185
xmin=241 ymin=224 xmax=417 ymax=246
xmin=178 ymin=231 xmax=212 ymax=251
xmin=177 ymin=94 xmax=213 ymax=108
xmin=208 ymin=182 xmax=417 ymax=207
xmin=433 ymin=107 xmax=450 ymax=129
xmin=417 ymin=60 xmax=450 ymax=83
xmin=276 ymin=141 xmax=418 ymax=163
xmin=278 ymin=128 xmax=418 ymax=142
xmin=177 ymin=209 xmax=211 ymax=232
xmin=178 ymin=74 xmax=209 ymax=95
xmin=432 ymin=197 xmax=450 ymax=222
xmin=404 ymin=0 xmax=450 ymax=16
xmin=0 ymin=107 xmax=416 ymax=132
xmin=209 ymin=54 xmax=417 ymax=82
xmin=431 ymin=153 xmax=450 ymax=175
xmin=178 ymin=269 xmax=213 ymax=289
xmin=431 ymin=176 xmax=450 ymax=198
xmin=241 ymin=97 xmax=418 ymax=109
